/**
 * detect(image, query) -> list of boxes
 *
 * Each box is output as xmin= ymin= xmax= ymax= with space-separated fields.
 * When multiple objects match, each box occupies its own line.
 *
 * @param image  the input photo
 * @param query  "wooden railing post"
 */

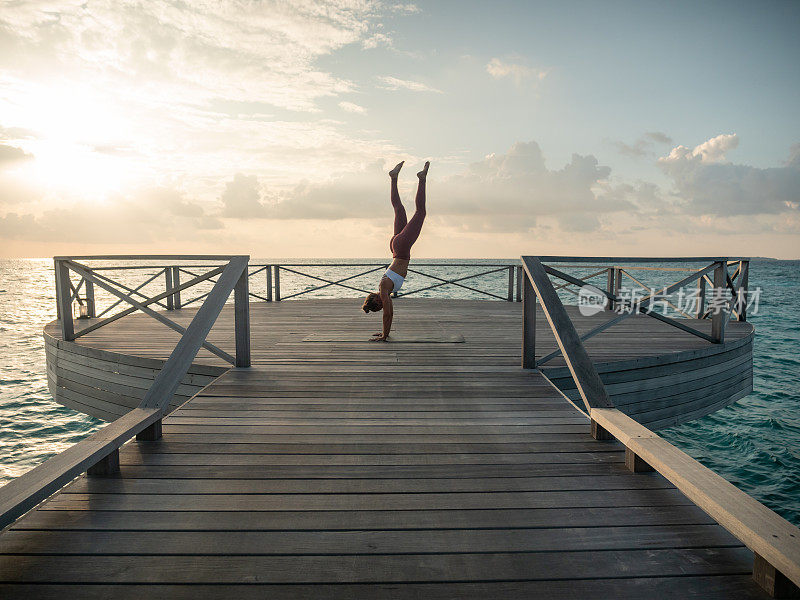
xmin=711 ymin=261 xmax=727 ymax=343
xmin=737 ymin=260 xmax=749 ymax=322
xmin=87 ymin=448 xmax=120 ymax=477
xmin=754 ymin=552 xmax=800 ymax=598
xmin=54 ymin=259 xmax=75 ymax=341
xmin=172 ymin=267 xmax=182 ymax=309
xmin=84 ymin=279 xmax=96 ymax=318
xmin=606 ymin=267 xmax=615 ymax=299
xmin=266 ymin=265 xmax=273 ymax=301
xmin=274 ymin=266 xmax=281 ymax=301
xmin=507 ymin=266 xmax=514 ymax=301
xmin=136 ymin=419 xmax=162 ymax=441
xmin=234 ymin=264 xmax=251 ymax=368
xmin=165 ymin=267 xmax=174 ymax=310
xmin=697 ymin=274 xmax=706 ymax=319
xmin=516 ymin=266 xmax=522 ymax=302
xmin=522 ymin=272 xmax=536 ymax=369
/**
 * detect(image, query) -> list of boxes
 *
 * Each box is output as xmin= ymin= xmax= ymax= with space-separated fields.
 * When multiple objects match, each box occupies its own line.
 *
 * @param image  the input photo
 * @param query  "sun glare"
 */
xmin=8 ymin=83 xmax=139 ymax=201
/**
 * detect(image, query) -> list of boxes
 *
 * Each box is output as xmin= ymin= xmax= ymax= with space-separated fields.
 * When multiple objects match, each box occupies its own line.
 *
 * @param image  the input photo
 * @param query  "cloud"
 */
xmin=266 ymin=160 xmax=388 ymax=220
xmin=390 ymin=3 xmax=421 ymax=13
xmin=645 ymin=131 xmax=673 ymax=145
xmin=251 ymin=142 xmax=630 ymax=233
xmin=660 ymin=133 xmax=739 ymax=164
xmin=0 ymin=185 xmax=223 ymax=243
xmin=0 ymin=125 xmax=38 ymax=140
xmin=219 ymin=173 xmax=267 ymax=218
xmin=486 ymin=58 xmax=548 ymax=85
xmin=362 ymin=32 xmax=392 ymax=49
xmin=92 ymin=145 xmax=139 ymax=157
xmin=436 ymin=142 xmax=628 ymax=231
xmin=0 ymin=0 xmax=417 ymax=222
xmin=658 ymin=135 xmax=800 ymax=215
xmin=0 ymin=2 xmax=399 ymax=114
xmin=338 ymin=101 xmax=367 ymax=114
xmin=0 ymin=144 xmax=33 ymax=165
xmin=613 ymin=131 xmax=673 ymax=157
xmin=148 ymin=187 xmax=207 ymax=219
xmin=788 ymin=144 xmax=800 ymax=169
xmin=376 ymin=76 xmax=443 ymax=93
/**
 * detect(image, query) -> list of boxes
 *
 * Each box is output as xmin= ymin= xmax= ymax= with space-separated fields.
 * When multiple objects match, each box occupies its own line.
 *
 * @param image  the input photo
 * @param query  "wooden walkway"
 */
xmin=1 ymin=300 xmax=769 ymax=597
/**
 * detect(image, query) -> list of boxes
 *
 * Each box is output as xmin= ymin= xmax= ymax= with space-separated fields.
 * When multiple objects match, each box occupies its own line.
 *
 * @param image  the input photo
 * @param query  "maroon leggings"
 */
xmin=389 ymin=178 xmax=426 ymax=260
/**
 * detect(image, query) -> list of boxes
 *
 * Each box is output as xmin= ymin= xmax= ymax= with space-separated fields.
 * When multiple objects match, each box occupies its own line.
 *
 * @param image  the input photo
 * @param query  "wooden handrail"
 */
xmin=53 ymin=254 xmax=248 ymax=260
xmin=520 ymin=253 xmax=797 ymax=596
xmin=0 ymin=407 xmax=161 ymax=529
xmin=0 ymin=255 xmax=253 ymax=531
xmin=591 ymin=407 xmax=800 ymax=595
xmin=534 ymin=255 xmax=750 ymax=263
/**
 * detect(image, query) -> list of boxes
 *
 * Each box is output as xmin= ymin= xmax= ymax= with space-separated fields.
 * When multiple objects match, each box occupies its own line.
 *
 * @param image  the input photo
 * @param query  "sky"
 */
xmin=0 ymin=0 xmax=798 ymax=259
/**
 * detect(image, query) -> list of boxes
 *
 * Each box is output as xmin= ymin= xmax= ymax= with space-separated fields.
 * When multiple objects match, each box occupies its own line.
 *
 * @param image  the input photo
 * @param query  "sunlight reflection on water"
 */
xmin=0 ymin=258 xmax=102 ymax=481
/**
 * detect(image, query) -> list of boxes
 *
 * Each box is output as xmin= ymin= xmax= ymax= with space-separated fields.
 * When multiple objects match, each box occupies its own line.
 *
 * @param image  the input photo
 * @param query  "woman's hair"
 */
xmin=362 ymin=293 xmax=382 ymax=313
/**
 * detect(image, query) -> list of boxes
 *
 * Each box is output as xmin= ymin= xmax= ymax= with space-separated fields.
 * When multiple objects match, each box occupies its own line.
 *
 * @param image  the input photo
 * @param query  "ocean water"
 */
xmin=0 ymin=258 xmax=798 ymax=526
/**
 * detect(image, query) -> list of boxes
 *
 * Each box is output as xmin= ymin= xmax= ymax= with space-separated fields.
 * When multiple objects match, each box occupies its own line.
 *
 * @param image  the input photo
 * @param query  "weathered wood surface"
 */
xmin=1 ymin=298 xmax=768 ymax=597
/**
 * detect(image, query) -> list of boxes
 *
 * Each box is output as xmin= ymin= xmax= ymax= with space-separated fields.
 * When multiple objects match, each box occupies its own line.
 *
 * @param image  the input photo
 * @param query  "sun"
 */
xmin=24 ymin=140 xmax=134 ymax=200
xmin=6 ymin=82 xmax=140 ymax=201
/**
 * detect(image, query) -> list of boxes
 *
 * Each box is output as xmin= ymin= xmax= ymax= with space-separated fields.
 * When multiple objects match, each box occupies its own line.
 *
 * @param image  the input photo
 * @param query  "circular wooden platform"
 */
xmin=44 ymin=298 xmax=753 ymax=429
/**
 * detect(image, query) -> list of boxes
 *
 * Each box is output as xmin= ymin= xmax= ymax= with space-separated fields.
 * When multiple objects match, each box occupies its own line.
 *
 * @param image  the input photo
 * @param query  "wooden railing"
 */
xmin=0 ymin=255 xmax=251 ymax=529
xmin=520 ymin=255 xmax=799 ymax=598
xmin=525 ymin=257 xmax=751 ymax=372
xmin=71 ymin=262 xmax=525 ymax=306
xmin=72 ymin=261 xmax=525 ymax=305
xmin=251 ymin=262 xmax=521 ymax=302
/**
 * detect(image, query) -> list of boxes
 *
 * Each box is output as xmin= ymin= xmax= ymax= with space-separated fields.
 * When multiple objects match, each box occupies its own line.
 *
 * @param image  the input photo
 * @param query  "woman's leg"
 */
xmin=392 ymin=162 xmax=429 ymax=254
xmin=389 ymin=161 xmax=406 ymax=235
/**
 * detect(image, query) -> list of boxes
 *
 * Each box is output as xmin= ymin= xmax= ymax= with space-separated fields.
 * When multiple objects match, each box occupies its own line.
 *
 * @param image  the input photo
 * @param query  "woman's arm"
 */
xmin=370 ymin=280 xmax=394 ymax=341
xmin=380 ymin=294 xmax=393 ymax=337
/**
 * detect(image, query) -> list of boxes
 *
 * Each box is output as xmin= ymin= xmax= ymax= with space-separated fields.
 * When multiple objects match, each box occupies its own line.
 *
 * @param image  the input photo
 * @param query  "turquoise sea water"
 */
xmin=0 ymin=258 xmax=798 ymax=525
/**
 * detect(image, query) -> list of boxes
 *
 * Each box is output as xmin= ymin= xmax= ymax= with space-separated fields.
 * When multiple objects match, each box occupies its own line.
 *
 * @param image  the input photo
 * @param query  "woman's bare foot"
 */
xmin=417 ymin=161 xmax=430 ymax=179
xmin=389 ymin=161 xmax=404 ymax=178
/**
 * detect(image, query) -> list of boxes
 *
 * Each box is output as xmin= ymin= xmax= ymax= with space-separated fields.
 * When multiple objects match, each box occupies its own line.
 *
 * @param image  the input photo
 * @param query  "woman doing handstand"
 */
xmin=362 ymin=160 xmax=430 ymax=341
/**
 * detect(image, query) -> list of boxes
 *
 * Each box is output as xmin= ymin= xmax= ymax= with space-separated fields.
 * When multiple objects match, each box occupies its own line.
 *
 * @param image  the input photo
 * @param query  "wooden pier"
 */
xmin=0 ymin=255 xmax=798 ymax=598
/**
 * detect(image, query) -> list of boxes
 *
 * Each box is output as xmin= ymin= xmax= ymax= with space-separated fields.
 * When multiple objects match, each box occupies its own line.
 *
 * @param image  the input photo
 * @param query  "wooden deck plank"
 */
xmin=0 ymin=548 xmax=755 ymax=583
xmin=10 ymin=504 xmax=719 ymax=531
xmin=0 ymin=578 xmax=771 ymax=600
xmin=116 ymin=450 xmax=627 ymax=465
xmin=40 ymin=489 xmax=700 ymax=511
xmin=63 ymin=474 xmax=676 ymax=494
xmin=0 ymin=524 xmax=741 ymax=555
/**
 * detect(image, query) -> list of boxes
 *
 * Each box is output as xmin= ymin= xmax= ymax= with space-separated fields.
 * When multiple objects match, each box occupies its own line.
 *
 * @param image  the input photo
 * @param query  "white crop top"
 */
xmin=382 ymin=268 xmax=404 ymax=293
